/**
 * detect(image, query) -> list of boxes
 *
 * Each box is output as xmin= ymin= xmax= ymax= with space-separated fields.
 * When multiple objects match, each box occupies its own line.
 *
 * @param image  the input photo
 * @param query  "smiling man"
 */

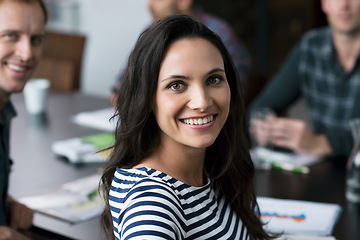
xmin=0 ymin=0 xmax=47 ymax=239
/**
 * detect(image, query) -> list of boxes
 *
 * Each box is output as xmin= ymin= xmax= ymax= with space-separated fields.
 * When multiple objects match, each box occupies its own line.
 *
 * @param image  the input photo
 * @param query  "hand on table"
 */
xmin=110 ymin=92 xmax=117 ymax=108
xmin=110 ymin=82 xmax=122 ymax=108
xmin=8 ymin=198 xmax=33 ymax=230
xmin=250 ymin=108 xmax=276 ymax=147
xmin=0 ymin=227 xmax=29 ymax=240
xmin=251 ymin=116 xmax=332 ymax=156
xmin=250 ymin=118 xmax=272 ymax=147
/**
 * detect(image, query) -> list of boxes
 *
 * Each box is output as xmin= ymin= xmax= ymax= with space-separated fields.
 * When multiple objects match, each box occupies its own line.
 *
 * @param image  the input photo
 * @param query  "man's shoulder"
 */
xmin=194 ymin=8 xmax=232 ymax=32
xmin=0 ymin=101 xmax=16 ymax=124
xmin=5 ymin=100 xmax=15 ymax=112
xmin=300 ymin=26 xmax=331 ymax=44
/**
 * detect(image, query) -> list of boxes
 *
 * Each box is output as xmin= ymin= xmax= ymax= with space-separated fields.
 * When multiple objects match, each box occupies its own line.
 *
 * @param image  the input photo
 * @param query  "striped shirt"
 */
xmin=109 ymin=167 xmax=249 ymax=240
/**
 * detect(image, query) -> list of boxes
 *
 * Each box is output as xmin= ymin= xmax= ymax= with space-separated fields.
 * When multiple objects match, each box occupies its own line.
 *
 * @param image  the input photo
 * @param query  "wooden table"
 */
xmin=8 ymin=91 xmax=359 ymax=240
xmin=255 ymin=158 xmax=359 ymax=240
xmin=9 ymin=91 xmax=110 ymax=240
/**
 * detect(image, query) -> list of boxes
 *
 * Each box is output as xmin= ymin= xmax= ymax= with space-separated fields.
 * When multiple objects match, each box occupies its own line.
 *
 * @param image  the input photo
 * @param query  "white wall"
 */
xmin=46 ymin=0 xmax=151 ymax=97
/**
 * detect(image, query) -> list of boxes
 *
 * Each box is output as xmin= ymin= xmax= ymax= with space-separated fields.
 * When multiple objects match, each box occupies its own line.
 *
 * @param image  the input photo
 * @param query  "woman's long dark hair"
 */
xmin=101 ymin=14 xmax=274 ymax=240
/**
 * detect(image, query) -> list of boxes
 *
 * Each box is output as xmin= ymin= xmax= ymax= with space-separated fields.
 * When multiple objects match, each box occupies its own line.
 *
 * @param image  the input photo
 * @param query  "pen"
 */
xmin=271 ymin=162 xmax=310 ymax=174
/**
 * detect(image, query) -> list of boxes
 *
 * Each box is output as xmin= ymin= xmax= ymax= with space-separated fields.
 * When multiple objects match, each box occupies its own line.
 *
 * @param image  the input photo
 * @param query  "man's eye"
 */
xmin=4 ymin=33 xmax=16 ymax=40
xmin=31 ymin=36 xmax=44 ymax=46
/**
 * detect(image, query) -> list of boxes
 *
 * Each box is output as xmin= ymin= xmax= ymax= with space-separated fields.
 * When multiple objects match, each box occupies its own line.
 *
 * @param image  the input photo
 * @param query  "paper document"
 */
xmin=52 ymin=132 xmax=114 ymax=163
xmin=19 ymin=173 xmax=105 ymax=224
xmin=72 ymin=107 xmax=117 ymax=132
xmin=278 ymin=235 xmax=336 ymax=240
xmin=251 ymin=147 xmax=322 ymax=167
xmin=257 ymin=197 xmax=342 ymax=236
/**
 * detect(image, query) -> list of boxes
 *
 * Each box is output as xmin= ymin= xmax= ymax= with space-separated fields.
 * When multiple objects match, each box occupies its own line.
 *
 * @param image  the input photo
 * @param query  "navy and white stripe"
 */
xmin=109 ymin=167 xmax=249 ymax=240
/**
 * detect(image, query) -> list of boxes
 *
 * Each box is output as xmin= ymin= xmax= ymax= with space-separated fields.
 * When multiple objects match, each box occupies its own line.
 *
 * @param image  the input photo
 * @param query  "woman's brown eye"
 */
xmin=208 ymin=76 xmax=221 ymax=85
xmin=169 ymin=82 xmax=184 ymax=91
xmin=172 ymin=83 xmax=180 ymax=89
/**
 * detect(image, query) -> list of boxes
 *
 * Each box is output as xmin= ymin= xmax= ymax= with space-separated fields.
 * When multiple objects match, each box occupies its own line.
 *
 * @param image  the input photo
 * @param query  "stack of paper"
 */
xmin=52 ymin=132 xmax=114 ymax=163
xmin=257 ymin=197 xmax=342 ymax=237
xmin=278 ymin=235 xmax=336 ymax=240
xmin=19 ymin=174 xmax=105 ymax=224
xmin=72 ymin=107 xmax=117 ymax=132
xmin=251 ymin=147 xmax=322 ymax=167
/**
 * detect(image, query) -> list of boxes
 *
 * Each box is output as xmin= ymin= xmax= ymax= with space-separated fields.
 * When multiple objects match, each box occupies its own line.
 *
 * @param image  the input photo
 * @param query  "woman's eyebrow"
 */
xmin=161 ymin=68 xmax=225 ymax=82
xmin=161 ymin=75 xmax=189 ymax=82
xmin=207 ymin=68 xmax=225 ymax=75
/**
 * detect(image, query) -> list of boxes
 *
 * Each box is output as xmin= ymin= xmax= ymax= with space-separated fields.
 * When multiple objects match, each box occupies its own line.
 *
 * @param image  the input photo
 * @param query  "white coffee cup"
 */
xmin=23 ymin=78 xmax=50 ymax=114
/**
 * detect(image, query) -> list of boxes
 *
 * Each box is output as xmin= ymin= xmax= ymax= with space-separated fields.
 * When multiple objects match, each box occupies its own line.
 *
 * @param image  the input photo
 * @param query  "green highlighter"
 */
xmin=271 ymin=162 xmax=310 ymax=174
xmin=80 ymin=133 xmax=115 ymax=150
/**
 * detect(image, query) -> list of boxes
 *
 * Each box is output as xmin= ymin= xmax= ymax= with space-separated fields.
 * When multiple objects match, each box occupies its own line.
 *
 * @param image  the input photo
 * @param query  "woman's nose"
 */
xmin=187 ymin=86 xmax=212 ymax=112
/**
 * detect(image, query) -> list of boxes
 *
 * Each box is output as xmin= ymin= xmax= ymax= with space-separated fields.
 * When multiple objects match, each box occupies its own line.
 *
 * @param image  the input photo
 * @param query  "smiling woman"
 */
xmin=101 ymin=15 xmax=276 ymax=240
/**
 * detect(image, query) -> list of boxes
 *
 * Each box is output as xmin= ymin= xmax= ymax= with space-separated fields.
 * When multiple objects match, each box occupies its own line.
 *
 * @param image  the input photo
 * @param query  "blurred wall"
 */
xmin=196 ymin=0 xmax=325 ymax=105
xmin=45 ymin=0 xmax=151 ymax=98
xmin=45 ymin=0 xmax=324 ymax=98
xmin=197 ymin=0 xmax=324 ymax=78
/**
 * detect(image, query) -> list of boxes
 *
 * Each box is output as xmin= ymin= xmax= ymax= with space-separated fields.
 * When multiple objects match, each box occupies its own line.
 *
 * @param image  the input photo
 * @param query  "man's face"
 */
xmin=0 ymin=0 xmax=45 ymax=96
xmin=147 ymin=0 xmax=180 ymax=23
xmin=322 ymin=0 xmax=360 ymax=35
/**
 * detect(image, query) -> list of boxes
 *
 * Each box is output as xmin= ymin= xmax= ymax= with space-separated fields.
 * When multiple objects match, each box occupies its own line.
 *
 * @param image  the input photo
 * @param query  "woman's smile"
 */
xmin=180 ymin=115 xmax=215 ymax=126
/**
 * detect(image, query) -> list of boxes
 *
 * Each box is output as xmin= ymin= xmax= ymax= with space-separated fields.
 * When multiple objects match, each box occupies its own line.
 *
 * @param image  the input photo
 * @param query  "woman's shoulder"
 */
xmin=110 ymin=167 xmax=183 ymax=218
xmin=111 ymin=167 xmax=212 ymax=203
xmin=113 ymin=167 xmax=175 ymax=184
xmin=111 ymin=167 xmax=178 ymax=197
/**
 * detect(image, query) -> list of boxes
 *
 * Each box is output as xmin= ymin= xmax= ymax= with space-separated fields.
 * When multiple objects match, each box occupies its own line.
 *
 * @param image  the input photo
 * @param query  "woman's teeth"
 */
xmin=183 ymin=116 xmax=214 ymax=125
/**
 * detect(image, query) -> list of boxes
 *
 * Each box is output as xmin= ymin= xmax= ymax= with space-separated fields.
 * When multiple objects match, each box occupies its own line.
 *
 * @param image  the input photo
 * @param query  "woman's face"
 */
xmin=153 ymin=37 xmax=231 ymax=150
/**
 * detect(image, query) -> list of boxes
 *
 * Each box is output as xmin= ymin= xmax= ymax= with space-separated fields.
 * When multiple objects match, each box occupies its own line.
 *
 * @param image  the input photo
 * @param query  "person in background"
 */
xmin=110 ymin=0 xmax=251 ymax=106
xmin=0 ymin=0 xmax=47 ymax=239
xmin=248 ymin=0 xmax=360 ymax=159
xmin=101 ymin=15 xmax=274 ymax=240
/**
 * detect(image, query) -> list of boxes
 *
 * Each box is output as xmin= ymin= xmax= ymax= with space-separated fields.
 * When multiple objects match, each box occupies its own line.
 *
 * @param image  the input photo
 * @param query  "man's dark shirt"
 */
xmin=0 ymin=101 xmax=16 ymax=225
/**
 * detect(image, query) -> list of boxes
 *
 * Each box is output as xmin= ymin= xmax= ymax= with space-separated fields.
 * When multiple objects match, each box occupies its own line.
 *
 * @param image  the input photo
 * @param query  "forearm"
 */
xmin=6 ymin=196 xmax=33 ymax=230
xmin=266 ymin=118 xmax=333 ymax=157
xmin=247 ymin=44 xmax=303 ymax=124
xmin=308 ymin=134 xmax=332 ymax=156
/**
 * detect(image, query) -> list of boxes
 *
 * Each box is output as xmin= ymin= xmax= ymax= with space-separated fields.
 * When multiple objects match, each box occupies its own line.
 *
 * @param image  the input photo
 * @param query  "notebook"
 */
xmin=52 ymin=132 xmax=114 ymax=163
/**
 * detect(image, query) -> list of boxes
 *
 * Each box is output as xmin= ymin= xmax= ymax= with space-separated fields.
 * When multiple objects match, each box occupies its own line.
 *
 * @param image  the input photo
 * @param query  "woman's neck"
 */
xmin=135 ymin=141 xmax=206 ymax=187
